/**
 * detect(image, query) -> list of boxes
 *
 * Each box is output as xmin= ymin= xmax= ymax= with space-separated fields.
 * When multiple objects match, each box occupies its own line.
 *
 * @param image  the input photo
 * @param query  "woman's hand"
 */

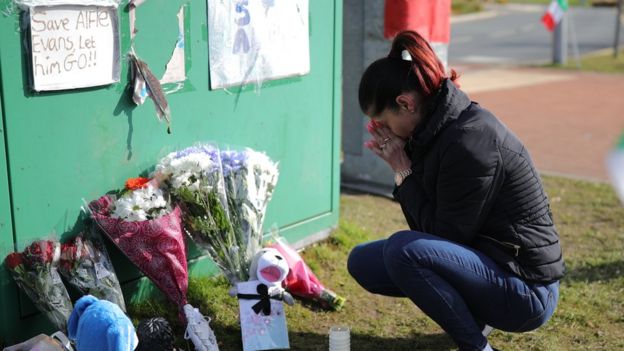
xmin=364 ymin=120 xmax=411 ymax=172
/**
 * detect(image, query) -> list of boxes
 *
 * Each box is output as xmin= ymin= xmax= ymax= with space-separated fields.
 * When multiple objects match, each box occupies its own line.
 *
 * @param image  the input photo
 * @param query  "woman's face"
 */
xmin=368 ymin=93 xmax=423 ymax=139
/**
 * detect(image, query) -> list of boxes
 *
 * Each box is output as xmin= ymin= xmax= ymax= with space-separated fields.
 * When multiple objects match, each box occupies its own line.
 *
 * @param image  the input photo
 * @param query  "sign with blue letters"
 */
xmin=207 ymin=0 xmax=309 ymax=89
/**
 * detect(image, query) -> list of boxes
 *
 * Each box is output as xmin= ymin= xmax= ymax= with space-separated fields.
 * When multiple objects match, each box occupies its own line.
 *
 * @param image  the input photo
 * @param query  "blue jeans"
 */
xmin=347 ymin=230 xmax=559 ymax=351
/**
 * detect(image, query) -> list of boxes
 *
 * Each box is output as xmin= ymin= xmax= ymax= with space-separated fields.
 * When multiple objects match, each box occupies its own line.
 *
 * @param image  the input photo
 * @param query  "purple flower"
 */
xmin=174 ymin=145 xmax=220 ymax=162
xmin=220 ymin=150 xmax=247 ymax=176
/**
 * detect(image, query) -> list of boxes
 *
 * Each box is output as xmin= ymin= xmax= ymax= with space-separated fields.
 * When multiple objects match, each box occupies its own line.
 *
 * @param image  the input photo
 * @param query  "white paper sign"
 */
xmin=236 ymin=280 xmax=289 ymax=351
xmin=16 ymin=0 xmax=120 ymax=9
xmin=160 ymin=6 xmax=186 ymax=85
xmin=207 ymin=0 xmax=310 ymax=89
xmin=29 ymin=5 xmax=120 ymax=91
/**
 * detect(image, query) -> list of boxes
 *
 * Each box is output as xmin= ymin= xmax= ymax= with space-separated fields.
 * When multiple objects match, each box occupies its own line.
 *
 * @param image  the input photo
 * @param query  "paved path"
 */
xmin=459 ymin=66 xmax=624 ymax=182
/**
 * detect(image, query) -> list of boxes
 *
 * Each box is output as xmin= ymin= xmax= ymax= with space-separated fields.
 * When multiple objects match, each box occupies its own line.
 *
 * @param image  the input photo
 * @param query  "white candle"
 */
xmin=329 ymin=325 xmax=350 ymax=351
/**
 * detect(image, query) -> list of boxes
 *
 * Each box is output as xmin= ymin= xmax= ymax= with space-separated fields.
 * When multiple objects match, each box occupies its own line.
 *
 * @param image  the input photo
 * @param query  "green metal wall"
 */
xmin=0 ymin=0 xmax=342 ymax=343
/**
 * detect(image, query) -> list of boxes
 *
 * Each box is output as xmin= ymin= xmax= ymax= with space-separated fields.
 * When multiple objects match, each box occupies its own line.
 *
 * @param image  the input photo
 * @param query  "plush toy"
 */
xmin=248 ymin=248 xmax=294 ymax=306
xmin=67 ymin=295 xmax=138 ymax=351
xmin=236 ymin=248 xmax=293 ymax=351
xmin=228 ymin=248 xmax=295 ymax=305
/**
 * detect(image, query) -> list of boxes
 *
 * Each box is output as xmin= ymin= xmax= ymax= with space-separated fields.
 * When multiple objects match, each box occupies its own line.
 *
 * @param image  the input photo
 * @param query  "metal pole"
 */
xmin=615 ymin=0 xmax=622 ymax=58
xmin=568 ymin=10 xmax=582 ymax=68
xmin=554 ymin=15 xmax=568 ymax=64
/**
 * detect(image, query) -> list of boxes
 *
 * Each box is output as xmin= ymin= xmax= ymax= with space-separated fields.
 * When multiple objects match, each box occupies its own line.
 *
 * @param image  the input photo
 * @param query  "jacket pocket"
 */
xmin=478 ymin=234 xmax=521 ymax=257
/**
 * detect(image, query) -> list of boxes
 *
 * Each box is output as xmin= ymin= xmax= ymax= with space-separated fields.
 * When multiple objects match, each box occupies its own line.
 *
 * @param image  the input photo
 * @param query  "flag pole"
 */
xmin=554 ymin=14 xmax=568 ymax=64
xmin=567 ymin=9 xmax=582 ymax=68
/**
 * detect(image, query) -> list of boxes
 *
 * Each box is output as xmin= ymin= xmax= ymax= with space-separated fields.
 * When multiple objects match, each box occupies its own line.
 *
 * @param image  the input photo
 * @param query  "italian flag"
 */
xmin=541 ymin=0 xmax=568 ymax=31
xmin=607 ymin=133 xmax=624 ymax=204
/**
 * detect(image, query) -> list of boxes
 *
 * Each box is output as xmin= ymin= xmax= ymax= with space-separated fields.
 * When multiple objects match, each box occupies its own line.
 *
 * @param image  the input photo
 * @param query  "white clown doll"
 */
xmin=236 ymin=248 xmax=294 ymax=351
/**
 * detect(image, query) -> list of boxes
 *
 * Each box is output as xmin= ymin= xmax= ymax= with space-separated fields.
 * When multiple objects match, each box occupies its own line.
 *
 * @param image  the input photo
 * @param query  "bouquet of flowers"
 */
xmin=220 ymin=148 xmax=279 ymax=272
xmin=110 ymin=177 xmax=171 ymax=221
xmin=154 ymin=144 xmax=247 ymax=284
xmin=5 ymin=240 xmax=73 ymax=331
xmin=268 ymin=235 xmax=346 ymax=311
xmin=58 ymin=226 xmax=126 ymax=311
xmin=88 ymin=177 xmax=219 ymax=351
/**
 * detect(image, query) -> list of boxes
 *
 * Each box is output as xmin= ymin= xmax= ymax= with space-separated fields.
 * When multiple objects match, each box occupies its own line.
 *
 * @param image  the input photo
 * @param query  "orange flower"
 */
xmin=125 ymin=177 xmax=151 ymax=190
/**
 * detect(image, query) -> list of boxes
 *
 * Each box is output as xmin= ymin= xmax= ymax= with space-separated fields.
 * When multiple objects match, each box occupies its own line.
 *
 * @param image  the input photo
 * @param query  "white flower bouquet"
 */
xmin=220 ymin=148 xmax=279 ymax=273
xmin=88 ymin=176 xmax=220 ymax=351
xmin=110 ymin=179 xmax=171 ymax=221
xmin=154 ymin=144 xmax=247 ymax=284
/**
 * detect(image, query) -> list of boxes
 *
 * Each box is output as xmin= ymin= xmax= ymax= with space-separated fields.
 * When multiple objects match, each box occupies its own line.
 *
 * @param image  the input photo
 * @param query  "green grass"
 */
xmin=506 ymin=0 xmax=587 ymax=5
xmin=451 ymin=0 xmax=590 ymax=16
xmin=545 ymin=49 xmax=624 ymax=74
xmin=452 ymin=0 xmax=484 ymax=15
xmin=129 ymin=175 xmax=624 ymax=350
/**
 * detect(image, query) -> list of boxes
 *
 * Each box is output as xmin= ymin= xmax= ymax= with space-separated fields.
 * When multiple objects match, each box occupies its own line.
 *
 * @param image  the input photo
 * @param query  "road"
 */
xmin=449 ymin=4 xmax=624 ymax=65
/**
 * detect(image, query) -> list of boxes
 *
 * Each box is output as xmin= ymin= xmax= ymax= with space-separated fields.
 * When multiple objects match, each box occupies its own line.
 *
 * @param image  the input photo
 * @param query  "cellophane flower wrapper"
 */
xmin=154 ymin=143 xmax=247 ymax=285
xmin=88 ymin=182 xmax=220 ymax=351
xmin=268 ymin=235 xmax=346 ymax=311
xmin=220 ymin=148 xmax=279 ymax=276
xmin=59 ymin=226 xmax=126 ymax=311
xmin=5 ymin=239 xmax=73 ymax=331
xmin=88 ymin=195 xmax=189 ymax=310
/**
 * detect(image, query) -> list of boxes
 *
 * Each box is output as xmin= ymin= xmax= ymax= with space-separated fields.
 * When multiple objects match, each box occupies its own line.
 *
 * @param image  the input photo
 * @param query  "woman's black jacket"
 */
xmin=393 ymin=79 xmax=565 ymax=283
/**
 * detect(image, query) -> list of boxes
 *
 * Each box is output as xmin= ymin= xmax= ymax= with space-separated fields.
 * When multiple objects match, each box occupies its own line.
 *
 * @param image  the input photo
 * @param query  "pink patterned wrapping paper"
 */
xmin=89 ymin=195 xmax=188 ymax=311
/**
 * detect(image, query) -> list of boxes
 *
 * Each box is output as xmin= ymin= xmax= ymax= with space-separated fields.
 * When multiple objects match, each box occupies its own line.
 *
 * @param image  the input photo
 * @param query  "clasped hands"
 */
xmin=364 ymin=120 xmax=411 ymax=172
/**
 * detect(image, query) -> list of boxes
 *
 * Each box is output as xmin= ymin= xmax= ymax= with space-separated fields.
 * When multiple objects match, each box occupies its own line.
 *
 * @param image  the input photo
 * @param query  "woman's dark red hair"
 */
xmin=358 ymin=30 xmax=459 ymax=116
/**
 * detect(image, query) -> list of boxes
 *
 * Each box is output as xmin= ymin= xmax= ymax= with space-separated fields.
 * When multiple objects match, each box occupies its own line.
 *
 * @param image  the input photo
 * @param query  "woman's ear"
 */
xmin=395 ymin=94 xmax=416 ymax=113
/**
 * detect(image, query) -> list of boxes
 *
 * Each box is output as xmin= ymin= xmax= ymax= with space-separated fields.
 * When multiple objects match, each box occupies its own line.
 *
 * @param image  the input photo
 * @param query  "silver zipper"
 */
xmin=478 ymin=235 xmax=521 ymax=256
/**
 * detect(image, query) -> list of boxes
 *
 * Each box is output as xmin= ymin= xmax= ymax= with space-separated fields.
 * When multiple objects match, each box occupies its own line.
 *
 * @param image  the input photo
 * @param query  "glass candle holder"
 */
xmin=329 ymin=325 xmax=350 ymax=351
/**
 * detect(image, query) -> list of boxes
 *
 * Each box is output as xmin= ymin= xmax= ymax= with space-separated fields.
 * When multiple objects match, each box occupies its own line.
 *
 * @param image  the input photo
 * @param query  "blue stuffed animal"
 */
xmin=67 ymin=295 xmax=138 ymax=351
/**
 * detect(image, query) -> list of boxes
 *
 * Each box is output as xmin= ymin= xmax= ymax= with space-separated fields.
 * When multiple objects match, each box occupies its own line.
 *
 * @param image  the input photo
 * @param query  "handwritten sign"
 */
xmin=29 ymin=5 xmax=120 ymax=91
xmin=207 ymin=0 xmax=309 ymax=89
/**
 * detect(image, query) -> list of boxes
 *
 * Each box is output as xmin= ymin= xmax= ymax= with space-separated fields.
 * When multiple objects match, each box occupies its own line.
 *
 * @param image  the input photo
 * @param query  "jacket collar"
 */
xmin=408 ymin=79 xmax=471 ymax=150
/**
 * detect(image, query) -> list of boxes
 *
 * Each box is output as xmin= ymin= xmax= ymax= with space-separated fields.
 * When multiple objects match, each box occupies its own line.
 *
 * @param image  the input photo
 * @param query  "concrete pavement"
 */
xmin=458 ymin=65 xmax=624 ymax=182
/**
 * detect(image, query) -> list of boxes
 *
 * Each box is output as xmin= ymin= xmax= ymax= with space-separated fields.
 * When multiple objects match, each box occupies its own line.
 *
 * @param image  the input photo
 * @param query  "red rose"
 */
xmin=63 ymin=241 xmax=77 ymax=257
xmin=61 ymin=241 xmax=77 ymax=264
xmin=125 ymin=177 xmax=151 ymax=190
xmin=42 ymin=241 xmax=56 ymax=263
xmin=24 ymin=241 xmax=44 ymax=266
xmin=23 ymin=240 xmax=57 ymax=266
xmin=5 ymin=252 xmax=23 ymax=270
